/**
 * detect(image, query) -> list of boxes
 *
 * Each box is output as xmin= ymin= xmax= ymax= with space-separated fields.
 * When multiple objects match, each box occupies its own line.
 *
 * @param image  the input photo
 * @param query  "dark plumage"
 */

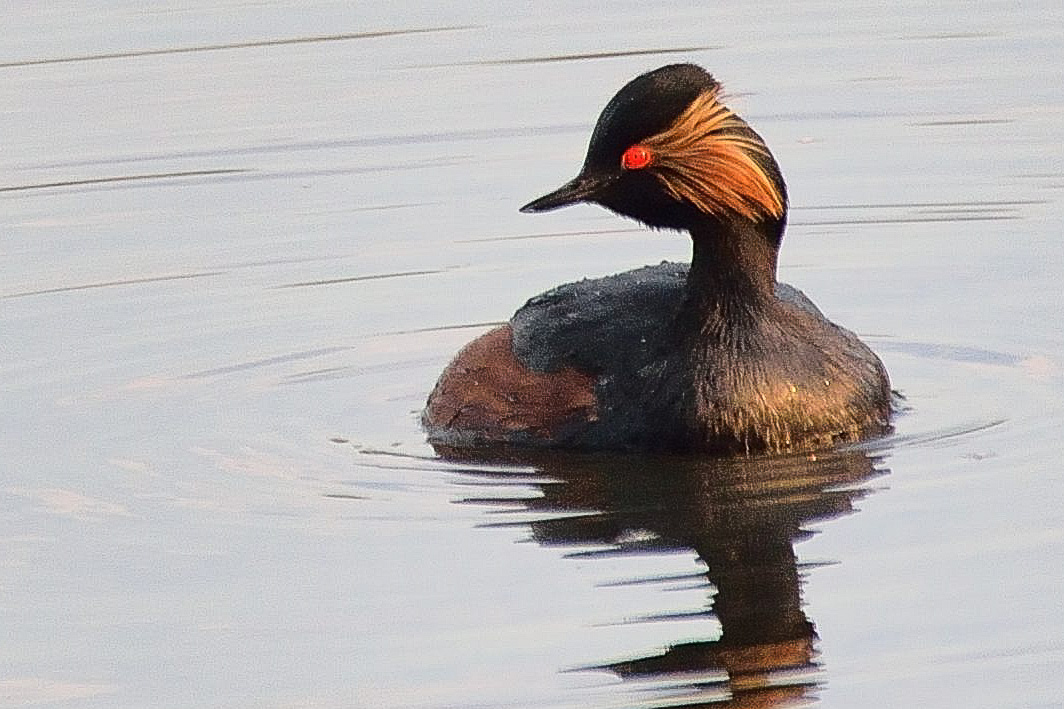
xmin=423 ymin=64 xmax=892 ymax=454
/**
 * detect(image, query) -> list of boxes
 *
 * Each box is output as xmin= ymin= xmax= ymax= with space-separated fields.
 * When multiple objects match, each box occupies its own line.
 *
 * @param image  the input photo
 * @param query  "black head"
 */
xmin=521 ymin=64 xmax=788 ymax=240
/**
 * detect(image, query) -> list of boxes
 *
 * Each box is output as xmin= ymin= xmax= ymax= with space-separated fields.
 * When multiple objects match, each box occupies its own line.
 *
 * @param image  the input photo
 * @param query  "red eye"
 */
xmin=621 ymin=144 xmax=652 ymax=170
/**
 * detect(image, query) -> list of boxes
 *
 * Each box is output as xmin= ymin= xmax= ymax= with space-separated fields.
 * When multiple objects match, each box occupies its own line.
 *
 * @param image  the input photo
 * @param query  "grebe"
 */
xmin=423 ymin=64 xmax=891 ymax=454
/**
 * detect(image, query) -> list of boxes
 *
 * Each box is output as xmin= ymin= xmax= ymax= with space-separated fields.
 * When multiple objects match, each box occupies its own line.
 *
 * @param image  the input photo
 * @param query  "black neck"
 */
xmin=682 ymin=219 xmax=780 ymax=332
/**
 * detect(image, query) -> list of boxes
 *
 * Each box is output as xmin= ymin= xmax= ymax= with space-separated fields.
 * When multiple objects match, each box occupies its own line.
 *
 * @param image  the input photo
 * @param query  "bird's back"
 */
xmin=508 ymin=261 xmax=890 ymax=451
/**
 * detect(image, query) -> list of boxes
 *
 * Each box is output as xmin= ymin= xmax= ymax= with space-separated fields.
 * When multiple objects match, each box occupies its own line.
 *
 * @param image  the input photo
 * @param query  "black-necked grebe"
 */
xmin=423 ymin=64 xmax=891 ymax=454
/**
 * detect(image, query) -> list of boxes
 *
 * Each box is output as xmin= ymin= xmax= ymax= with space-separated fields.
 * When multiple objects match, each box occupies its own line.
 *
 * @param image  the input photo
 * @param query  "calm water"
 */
xmin=3 ymin=2 xmax=1063 ymax=708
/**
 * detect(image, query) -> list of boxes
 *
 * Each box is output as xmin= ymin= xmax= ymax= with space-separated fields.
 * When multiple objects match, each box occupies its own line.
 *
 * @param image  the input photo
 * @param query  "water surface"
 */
xmin=2 ymin=2 xmax=1063 ymax=708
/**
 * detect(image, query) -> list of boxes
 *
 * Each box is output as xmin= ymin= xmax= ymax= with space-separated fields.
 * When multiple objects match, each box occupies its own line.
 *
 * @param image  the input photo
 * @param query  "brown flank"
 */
xmin=422 ymin=325 xmax=598 ymax=443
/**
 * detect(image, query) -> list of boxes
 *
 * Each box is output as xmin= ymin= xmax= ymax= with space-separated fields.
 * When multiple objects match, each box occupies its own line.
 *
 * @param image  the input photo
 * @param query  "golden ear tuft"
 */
xmin=640 ymin=89 xmax=785 ymax=221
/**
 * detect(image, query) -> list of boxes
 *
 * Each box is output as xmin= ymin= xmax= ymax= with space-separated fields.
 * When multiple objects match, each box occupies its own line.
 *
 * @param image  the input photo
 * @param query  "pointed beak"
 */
xmin=519 ymin=173 xmax=613 ymax=213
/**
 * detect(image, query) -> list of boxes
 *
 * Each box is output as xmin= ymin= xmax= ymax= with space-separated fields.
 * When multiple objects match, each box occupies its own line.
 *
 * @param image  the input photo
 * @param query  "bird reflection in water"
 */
xmin=444 ymin=445 xmax=887 ymax=707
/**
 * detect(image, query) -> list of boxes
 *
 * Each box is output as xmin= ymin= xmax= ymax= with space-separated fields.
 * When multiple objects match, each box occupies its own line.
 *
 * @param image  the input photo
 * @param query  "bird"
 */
xmin=423 ymin=63 xmax=891 ymax=455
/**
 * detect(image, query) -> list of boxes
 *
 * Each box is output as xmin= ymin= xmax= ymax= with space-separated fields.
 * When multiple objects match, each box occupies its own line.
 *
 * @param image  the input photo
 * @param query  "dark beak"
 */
xmin=519 ymin=173 xmax=613 ymax=213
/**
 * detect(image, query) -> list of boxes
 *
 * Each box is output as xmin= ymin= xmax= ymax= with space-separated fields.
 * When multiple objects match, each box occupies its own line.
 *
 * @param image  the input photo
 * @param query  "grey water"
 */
xmin=2 ymin=2 xmax=1063 ymax=707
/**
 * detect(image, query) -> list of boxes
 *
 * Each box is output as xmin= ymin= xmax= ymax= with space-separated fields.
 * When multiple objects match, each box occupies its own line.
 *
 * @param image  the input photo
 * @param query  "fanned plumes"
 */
xmin=641 ymin=89 xmax=785 ymax=222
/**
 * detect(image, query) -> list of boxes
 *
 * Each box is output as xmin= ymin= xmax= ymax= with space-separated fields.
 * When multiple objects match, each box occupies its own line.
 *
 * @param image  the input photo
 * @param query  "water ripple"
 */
xmin=0 ymin=27 xmax=473 ymax=69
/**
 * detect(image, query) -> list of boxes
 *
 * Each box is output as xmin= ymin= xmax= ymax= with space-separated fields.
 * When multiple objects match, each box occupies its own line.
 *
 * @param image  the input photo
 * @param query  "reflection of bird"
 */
xmin=424 ymin=64 xmax=891 ymax=454
xmin=456 ymin=447 xmax=886 ymax=708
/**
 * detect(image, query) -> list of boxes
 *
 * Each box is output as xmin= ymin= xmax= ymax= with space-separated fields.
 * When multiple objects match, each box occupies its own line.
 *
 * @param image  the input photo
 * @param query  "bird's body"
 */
xmin=423 ymin=64 xmax=892 ymax=454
